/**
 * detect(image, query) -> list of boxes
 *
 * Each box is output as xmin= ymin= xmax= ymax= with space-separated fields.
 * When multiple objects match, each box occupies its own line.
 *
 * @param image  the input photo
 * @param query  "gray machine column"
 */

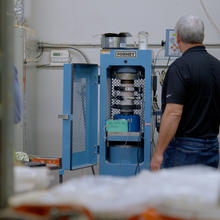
xmin=0 ymin=0 xmax=14 ymax=209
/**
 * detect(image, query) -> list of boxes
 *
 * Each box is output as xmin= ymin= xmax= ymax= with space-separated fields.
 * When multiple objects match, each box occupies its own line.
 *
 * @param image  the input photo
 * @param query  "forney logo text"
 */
xmin=115 ymin=51 xmax=137 ymax=58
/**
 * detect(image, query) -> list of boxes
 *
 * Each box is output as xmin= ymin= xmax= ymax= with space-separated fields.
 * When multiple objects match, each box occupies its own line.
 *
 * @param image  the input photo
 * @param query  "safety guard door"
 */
xmin=62 ymin=63 xmax=98 ymax=170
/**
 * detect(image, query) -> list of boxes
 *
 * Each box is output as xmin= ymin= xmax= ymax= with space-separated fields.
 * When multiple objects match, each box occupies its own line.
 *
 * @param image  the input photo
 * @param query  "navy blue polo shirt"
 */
xmin=162 ymin=46 xmax=220 ymax=138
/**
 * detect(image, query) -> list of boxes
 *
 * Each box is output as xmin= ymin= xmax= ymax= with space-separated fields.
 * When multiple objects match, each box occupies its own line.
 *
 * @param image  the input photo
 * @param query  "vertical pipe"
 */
xmin=0 ymin=0 xmax=14 ymax=208
xmin=14 ymin=0 xmax=24 ymax=26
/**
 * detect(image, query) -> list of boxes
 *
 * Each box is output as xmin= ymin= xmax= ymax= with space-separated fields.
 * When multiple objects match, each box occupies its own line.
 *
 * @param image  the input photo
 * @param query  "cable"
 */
xmin=35 ymin=47 xmax=43 ymax=59
xmin=158 ymin=57 xmax=171 ymax=86
xmin=200 ymin=0 xmax=220 ymax=37
xmin=152 ymin=48 xmax=164 ymax=70
xmin=164 ymin=57 xmax=171 ymax=71
xmin=36 ymin=64 xmax=51 ymax=68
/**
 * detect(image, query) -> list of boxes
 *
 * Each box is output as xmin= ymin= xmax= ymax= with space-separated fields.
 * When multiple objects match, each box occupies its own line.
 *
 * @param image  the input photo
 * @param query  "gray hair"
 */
xmin=175 ymin=15 xmax=204 ymax=44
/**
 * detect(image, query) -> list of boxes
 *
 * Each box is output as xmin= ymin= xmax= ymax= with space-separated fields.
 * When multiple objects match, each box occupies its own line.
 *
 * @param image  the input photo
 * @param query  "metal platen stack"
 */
xmin=113 ymin=67 xmax=142 ymax=115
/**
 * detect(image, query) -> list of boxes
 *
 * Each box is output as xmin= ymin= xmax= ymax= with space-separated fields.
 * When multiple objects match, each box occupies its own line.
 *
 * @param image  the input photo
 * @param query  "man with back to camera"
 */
xmin=150 ymin=15 xmax=220 ymax=171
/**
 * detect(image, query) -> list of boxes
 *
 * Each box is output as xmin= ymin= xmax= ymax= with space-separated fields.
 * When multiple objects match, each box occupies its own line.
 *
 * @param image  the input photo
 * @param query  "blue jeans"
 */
xmin=162 ymin=137 xmax=219 ymax=168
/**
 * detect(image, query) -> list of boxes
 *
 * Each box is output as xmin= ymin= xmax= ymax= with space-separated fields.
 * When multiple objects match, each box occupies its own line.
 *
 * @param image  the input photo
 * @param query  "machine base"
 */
xmin=109 ymin=145 xmax=143 ymax=164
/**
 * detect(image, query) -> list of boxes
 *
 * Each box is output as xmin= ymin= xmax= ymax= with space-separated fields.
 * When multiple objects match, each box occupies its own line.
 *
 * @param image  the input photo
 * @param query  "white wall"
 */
xmin=26 ymin=0 xmax=220 ymax=44
xmin=22 ymin=0 xmax=220 ymax=156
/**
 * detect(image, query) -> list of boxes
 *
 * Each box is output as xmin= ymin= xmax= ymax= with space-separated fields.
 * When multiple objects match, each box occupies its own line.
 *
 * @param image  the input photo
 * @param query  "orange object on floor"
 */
xmin=128 ymin=208 xmax=189 ymax=220
xmin=128 ymin=208 xmax=162 ymax=220
xmin=14 ymin=204 xmax=94 ymax=220
xmin=32 ymin=157 xmax=61 ymax=167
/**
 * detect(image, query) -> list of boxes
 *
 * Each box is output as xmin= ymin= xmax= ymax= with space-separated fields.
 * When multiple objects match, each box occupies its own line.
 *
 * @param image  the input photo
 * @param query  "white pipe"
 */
xmin=39 ymin=42 xmax=220 ymax=49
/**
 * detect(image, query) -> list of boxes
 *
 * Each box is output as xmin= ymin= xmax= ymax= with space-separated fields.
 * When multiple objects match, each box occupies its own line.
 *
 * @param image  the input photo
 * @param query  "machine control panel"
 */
xmin=165 ymin=29 xmax=180 ymax=57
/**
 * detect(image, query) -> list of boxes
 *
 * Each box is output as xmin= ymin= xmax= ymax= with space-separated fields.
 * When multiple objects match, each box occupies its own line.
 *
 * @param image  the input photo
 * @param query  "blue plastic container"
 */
xmin=113 ymin=114 xmax=140 ymax=132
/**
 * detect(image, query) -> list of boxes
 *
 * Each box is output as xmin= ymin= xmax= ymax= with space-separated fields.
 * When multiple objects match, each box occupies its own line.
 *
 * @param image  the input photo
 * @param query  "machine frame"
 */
xmin=99 ymin=49 xmax=152 ymax=176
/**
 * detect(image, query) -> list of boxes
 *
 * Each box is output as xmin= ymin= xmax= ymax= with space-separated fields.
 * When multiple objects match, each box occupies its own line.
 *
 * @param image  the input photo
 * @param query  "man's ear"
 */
xmin=176 ymin=34 xmax=181 ymax=45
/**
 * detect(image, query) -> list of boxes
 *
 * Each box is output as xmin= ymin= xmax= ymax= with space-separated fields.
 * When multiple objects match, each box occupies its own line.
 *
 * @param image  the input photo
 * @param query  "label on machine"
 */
xmin=101 ymin=50 xmax=111 ymax=55
xmin=106 ymin=120 xmax=128 ymax=132
xmin=115 ymin=51 xmax=137 ymax=58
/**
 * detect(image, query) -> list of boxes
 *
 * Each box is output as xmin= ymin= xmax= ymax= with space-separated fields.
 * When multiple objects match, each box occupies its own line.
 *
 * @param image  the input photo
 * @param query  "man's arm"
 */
xmin=150 ymin=103 xmax=183 ymax=171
